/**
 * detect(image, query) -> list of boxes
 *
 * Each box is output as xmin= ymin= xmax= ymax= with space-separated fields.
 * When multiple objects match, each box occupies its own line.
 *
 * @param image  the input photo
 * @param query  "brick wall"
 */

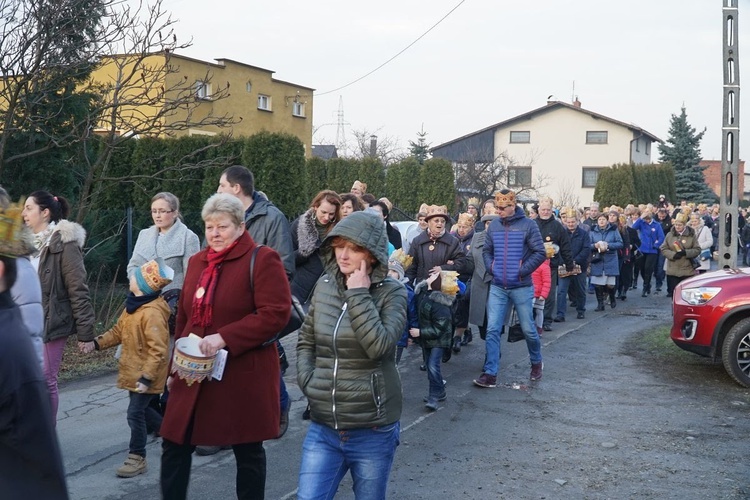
xmin=700 ymin=160 xmax=745 ymax=199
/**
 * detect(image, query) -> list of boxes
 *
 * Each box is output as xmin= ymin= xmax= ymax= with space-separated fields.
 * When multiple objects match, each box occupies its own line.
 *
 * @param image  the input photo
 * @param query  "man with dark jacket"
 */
xmin=474 ymin=189 xmax=546 ymax=388
xmin=536 ymin=198 xmax=573 ymax=330
xmin=216 ymin=165 xmax=296 ymax=445
xmin=556 ymin=209 xmax=589 ymax=320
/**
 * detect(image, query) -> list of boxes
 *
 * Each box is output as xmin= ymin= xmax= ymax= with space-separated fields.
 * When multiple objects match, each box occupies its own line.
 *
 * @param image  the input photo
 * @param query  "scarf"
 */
xmin=191 ymin=240 xmax=238 ymax=327
xmin=33 ymin=222 xmax=56 ymax=251
xmin=428 ymin=227 xmax=446 ymax=241
xmin=314 ymin=214 xmax=329 ymax=242
xmin=125 ymin=292 xmax=160 ymax=314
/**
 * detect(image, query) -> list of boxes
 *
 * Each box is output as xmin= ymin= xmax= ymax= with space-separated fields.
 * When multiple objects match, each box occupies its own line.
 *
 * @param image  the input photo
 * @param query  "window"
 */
xmin=635 ymin=138 xmax=640 ymax=152
xmin=510 ymin=131 xmax=530 ymax=144
xmin=586 ymin=131 xmax=608 ymax=144
xmin=257 ymin=94 xmax=271 ymax=111
xmin=246 ymin=81 xmax=252 ymax=93
xmin=292 ymin=101 xmax=305 ymax=117
xmin=194 ymin=80 xmax=211 ymax=100
xmin=582 ymin=167 xmax=605 ymax=187
xmin=508 ymin=167 xmax=532 ymax=187
xmin=645 ymin=142 xmax=651 ymax=155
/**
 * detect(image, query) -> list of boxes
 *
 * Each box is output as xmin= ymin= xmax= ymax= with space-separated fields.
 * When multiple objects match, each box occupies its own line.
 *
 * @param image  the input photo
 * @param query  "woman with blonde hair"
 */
xmin=291 ymin=190 xmax=342 ymax=305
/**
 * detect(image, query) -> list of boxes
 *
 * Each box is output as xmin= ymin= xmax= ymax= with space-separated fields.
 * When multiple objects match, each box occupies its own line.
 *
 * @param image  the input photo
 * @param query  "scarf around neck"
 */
xmin=191 ymin=240 xmax=239 ymax=327
xmin=33 ymin=222 xmax=56 ymax=251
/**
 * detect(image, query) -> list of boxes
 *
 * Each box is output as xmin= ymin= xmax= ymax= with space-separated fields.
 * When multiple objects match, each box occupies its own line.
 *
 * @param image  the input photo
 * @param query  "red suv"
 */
xmin=671 ymin=268 xmax=750 ymax=387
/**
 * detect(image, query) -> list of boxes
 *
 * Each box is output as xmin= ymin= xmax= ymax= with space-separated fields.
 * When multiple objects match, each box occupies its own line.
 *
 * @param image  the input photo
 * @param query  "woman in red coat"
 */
xmin=160 ymin=193 xmax=291 ymax=500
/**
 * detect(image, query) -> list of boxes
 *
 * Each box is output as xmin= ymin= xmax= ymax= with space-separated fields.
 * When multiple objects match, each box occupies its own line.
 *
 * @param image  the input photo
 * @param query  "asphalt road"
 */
xmin=59 ymin=290 xmax=750 ymax=499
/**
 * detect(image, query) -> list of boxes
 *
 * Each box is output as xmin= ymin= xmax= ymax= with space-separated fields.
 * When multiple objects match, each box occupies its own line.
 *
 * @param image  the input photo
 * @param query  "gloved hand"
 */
xmin=674 ymin=250 xmax=686 ymax=259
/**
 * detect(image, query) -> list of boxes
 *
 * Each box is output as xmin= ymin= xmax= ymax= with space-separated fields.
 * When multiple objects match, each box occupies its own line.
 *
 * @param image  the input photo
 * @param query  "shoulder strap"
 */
xmin=249 ymin=244 xmax=264 ymax=291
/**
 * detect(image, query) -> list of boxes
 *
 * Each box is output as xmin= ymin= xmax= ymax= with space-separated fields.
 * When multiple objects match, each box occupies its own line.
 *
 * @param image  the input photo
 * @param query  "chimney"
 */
xmin=369 ymin=135 xmax=378 ymax=157
xmin=573 ymin=96 xmax=582 ymax=108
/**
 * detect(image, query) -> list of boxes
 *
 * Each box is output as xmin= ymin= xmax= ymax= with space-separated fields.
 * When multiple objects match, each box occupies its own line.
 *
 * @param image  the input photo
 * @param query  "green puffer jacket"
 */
xmin=297 ymin=211 xmax=407 ymax=430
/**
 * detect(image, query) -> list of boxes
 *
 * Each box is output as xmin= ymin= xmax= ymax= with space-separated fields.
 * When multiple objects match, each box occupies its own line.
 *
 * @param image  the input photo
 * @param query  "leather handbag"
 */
xmin=249 ymin=245 xmax=306 ymax=347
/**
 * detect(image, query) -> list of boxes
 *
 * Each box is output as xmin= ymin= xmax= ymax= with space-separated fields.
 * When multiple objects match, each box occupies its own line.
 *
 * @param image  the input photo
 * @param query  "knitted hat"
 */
xmin=481 ymin=214 xmax=499 ymax=223
xmin=424 ymin=205 xmax=451 ymax=222
xmin=494 ymin=189 xmax=516 ymax=208
xmin=134 ymin=258 xmax=174 ymax=295
xmin=388 ymin=260 xmax=405 ymax=281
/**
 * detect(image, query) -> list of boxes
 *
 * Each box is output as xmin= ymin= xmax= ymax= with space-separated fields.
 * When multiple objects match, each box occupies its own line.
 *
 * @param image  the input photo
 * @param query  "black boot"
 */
xmin=452 ymin=336 xmax=462 ymax=353
xmin=595 ymin=286 xmax=606 ymax=311
xmin=608 ymin=287 xmax=617 ymax=308
xmin=461 ymin=329 xmax=473 ymax=346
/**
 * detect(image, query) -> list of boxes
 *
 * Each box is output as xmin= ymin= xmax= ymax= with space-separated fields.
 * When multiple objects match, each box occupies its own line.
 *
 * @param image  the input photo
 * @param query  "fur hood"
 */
xmin=414 ymin=278 xmax=456 ymax=307
xmin=51 ymin=219 xmax=87 ymax=248
xmin=295 ymin=209 xmax=322 ymax=258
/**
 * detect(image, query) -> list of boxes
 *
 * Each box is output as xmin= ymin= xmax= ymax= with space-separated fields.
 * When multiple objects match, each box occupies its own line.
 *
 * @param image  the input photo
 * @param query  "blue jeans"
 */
xmin=127 ymin=392 xmax=162 ymax=457
xmin=298 ymin=421 xmax=400 ymax=500
xmin=280 ymin=375 xmax=289 ymax=413
xmin=425 ymin=347 xmax=446 ymax=398
xmin=483 ymin=285 xmax=542 ymax=377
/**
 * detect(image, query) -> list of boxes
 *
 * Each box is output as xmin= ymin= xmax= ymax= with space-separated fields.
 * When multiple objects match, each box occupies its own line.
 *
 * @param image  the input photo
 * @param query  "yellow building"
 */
xmin=90 ymin=51 xmax=314 ymax=154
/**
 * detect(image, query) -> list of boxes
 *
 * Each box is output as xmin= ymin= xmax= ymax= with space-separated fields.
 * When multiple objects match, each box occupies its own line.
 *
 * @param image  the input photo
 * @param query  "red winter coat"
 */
xmin=160 ymin=231 xmax=291 ymax=446
xmin=531 ymin=259 xmax=551 ymax=299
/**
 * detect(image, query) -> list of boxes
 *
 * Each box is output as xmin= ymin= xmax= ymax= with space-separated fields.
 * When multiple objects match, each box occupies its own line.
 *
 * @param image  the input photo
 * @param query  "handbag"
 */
xmin=590 ymin=250 xmax=603 ymax=264
xmin=249 ymin=245 xmax=306 ymax=347
xmin=506 ymin=306 xmax=525 ymax=343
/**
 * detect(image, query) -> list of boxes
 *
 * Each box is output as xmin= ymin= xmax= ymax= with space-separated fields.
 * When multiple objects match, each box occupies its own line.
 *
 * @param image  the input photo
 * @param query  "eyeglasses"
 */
xmin=151 ymin=209 xmax=175 ymax=215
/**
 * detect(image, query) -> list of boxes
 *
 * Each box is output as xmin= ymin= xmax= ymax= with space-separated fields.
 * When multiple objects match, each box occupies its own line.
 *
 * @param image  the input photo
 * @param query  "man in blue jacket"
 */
xmin=632 ymin=210 xmax=665 ymax=297
xmin=474 ymin=189 xmax=546 ymax=387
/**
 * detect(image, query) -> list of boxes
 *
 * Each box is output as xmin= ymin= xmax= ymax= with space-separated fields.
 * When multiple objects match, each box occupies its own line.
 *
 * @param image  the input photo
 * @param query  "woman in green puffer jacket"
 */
xmin=296 ymin=210 xmax=407 ymax=500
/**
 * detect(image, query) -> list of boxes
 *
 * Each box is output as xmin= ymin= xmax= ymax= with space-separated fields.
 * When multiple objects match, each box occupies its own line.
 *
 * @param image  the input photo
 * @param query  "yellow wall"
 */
xmin=89 ymin=52 xmax=314 ymax=154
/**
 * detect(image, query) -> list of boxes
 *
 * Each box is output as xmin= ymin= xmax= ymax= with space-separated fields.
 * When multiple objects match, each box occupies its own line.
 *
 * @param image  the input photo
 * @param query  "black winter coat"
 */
xmin=405 ymin=230 xmax=468 ymax=285
xmin=536 ymin=216 xmax=573 ymax=269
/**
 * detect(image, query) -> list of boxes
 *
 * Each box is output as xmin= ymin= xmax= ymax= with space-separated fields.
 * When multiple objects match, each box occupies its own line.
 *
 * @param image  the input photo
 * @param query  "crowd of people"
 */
xmin=0 ymin=172 xmax=739 ymax=498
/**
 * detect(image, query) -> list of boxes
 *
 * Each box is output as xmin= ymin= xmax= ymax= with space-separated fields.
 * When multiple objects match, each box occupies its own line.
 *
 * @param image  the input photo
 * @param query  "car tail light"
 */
xmin=680 ymin=320 xmax=697 ymax=340
xmin=680 ymin=287 xmax=721 ymax=305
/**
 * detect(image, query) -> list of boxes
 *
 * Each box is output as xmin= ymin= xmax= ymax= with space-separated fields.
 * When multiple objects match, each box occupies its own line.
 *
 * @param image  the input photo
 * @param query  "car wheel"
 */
xmin=721 ymin=317 xmax=750 ymax=388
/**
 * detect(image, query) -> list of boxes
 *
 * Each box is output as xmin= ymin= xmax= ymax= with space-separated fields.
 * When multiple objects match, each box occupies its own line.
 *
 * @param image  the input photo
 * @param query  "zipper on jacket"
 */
xmin=371 ymin=372 xmax=384 ymax=419
xmin=331 ymin=301 xmax=347 ymax=430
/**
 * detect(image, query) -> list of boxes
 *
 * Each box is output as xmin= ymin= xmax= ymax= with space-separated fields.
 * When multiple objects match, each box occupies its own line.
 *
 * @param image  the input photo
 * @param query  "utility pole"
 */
xmin=719 ymin=0 xmax=741 ymax=269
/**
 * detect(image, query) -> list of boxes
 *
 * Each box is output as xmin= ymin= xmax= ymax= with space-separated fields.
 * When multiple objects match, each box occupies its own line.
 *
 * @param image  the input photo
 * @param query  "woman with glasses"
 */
xmin=127 ymin=192 xmax=200 ymax=294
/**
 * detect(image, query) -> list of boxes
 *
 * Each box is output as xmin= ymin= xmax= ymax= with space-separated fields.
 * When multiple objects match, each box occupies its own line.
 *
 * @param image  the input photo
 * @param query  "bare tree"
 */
xmin=451 ymin=143 xmax=545 ymax=202
xmin=554 ymin=178 xmax=581 ymax=209
xmin=346 ymin=127 xmax=407 ymax=167
xmin=0 ymin=0 xmax=237 ymax=221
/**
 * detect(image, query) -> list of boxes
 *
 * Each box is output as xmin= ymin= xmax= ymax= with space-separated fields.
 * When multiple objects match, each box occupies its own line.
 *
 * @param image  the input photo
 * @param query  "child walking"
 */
xmin=531 ymin=258 xmax=551 ymax=336
xmin=387 ymin=251 xmax=417 ymax=365
xmin=410 ymin=270 xmax=464 ymax=411
xmin=84 ymin=258 xmax=173 ymax=478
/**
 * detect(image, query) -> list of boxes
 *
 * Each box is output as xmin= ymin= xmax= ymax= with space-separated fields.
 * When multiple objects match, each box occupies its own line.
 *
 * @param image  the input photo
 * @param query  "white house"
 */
xmin=431 ymin=99 xmax=662 ymax=207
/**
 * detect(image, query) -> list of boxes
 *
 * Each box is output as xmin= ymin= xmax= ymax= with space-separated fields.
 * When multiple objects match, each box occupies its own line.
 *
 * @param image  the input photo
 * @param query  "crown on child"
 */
xmin=0 ymin=197 xmax=30 ymax=258
xmin=390 ymin=248 xmax=413 ymax=271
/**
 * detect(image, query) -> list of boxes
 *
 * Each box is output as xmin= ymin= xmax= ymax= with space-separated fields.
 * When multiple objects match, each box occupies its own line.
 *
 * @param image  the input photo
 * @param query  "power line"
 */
xmin=316 ymin=0 xmax=467 ymax=97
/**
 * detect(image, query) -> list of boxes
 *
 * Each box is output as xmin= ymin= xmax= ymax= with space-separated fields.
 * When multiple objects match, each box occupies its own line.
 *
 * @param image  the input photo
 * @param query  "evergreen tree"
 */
xmin=409 ymin=127 xmax=431 ymax=165
xmin=658 ymin=107 xmax=716 ymax=203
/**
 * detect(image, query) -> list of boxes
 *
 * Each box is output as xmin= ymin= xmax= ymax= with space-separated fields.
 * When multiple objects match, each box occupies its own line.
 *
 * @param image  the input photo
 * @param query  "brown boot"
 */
xmin=116 ymin=454 xmax=147 ymax=478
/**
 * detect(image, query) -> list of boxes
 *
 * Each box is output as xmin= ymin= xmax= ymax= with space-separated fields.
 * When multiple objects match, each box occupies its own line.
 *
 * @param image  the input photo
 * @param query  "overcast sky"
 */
xmin=163 ymin=0 xmax=748 ymax=162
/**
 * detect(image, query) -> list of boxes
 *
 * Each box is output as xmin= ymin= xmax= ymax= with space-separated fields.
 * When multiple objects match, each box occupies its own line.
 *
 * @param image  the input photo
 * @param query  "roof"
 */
xmin=431 ymin=100 xmax=662 ymax=152
xmin=311 ymin=145 xmax=338 ymax=160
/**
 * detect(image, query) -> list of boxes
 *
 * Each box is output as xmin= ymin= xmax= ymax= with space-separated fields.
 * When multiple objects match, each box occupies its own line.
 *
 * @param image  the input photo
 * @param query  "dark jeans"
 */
xmin=557 ymin=273 xmax=586 ymax=318
xmin=618 ymin=261 xmax=633 ymax=296
xmin=127 ymin=392 xmax=162 ymax=457
xmin=543 ymin=265 xmax=559 ymax=326
xmin=641 ymin=253 xmax=658 ymax=293
xmin=424 ymin=347 xmax=446 ymax=399
xmin=161 ymin=438 xmax=266 ymax=500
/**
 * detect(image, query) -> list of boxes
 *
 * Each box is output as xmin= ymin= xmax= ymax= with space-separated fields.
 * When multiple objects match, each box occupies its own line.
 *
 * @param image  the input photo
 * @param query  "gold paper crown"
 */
xmin=440 ymin=270 xmax=460 ymax=295
xmin=417 ymin=203 xmax=429 ymax=216
xmin=457 ymin=212 xmax=476 ymax=226
xmin=0 ymin=197 xmax=31 ymax=258
xmin=390 ymin=248 xmax=413 ymax=271
xmin=674 ymin=213 xmax=689 ymax=225
xmin=467 ymin=197 xmax=480 ymax=208
xmin=494 ymin=190 xmax=516 ymax=208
